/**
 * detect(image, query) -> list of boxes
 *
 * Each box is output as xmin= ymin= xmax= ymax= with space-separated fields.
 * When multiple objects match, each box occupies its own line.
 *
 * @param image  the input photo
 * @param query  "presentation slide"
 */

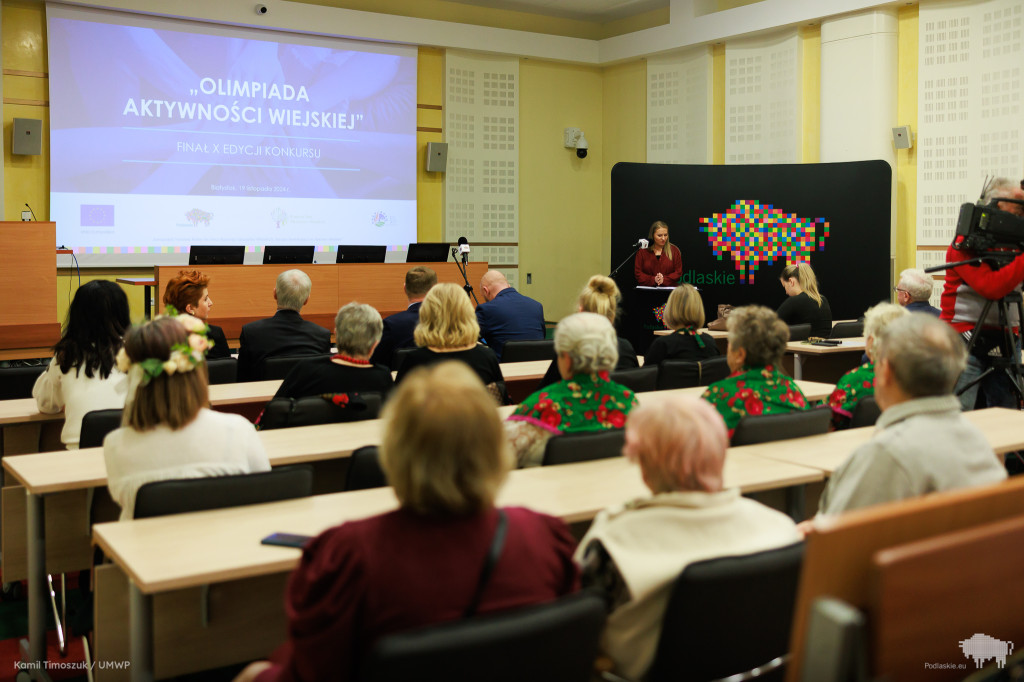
xmin=47 ymin=5 xmax=418 ymax=266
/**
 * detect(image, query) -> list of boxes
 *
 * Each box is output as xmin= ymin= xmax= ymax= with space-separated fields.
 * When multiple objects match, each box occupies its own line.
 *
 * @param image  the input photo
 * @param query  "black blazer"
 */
xmin=236 ymin=309 xmax=332 ymax=382
xmin=370 ymin=302 xmax=422 ymax=367
xmin=205 ymin=324 xmax=232 ymax=360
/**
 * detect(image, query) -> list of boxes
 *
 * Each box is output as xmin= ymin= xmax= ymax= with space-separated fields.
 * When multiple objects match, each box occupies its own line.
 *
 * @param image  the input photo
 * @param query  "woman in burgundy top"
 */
xmin=634 ymin=220 xmax=682 ymax=287
xmin=236 ymin=361 xmax=580 ymax=682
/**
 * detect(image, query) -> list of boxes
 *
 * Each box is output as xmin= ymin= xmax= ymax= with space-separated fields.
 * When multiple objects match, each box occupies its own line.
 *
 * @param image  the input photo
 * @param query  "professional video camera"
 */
xmin=953 ymin=177 xmax=1024 ymax=253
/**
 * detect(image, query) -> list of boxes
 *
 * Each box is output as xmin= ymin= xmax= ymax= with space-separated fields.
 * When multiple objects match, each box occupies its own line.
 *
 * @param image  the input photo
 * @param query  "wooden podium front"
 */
xmin=0 ymin=222 xmax=60 ymax=355
xmin=155 ymin=262 xmax=489 ymax=339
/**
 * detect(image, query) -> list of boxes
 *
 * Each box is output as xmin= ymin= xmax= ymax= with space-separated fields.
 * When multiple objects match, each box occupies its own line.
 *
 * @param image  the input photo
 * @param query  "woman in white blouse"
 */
xmin=32 ymin=280 xmax=131 ymax=449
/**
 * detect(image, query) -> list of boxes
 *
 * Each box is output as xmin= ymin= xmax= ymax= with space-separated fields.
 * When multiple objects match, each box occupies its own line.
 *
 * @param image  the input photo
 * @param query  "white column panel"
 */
xmin=647 ymin=47 xmax=713 ymax=164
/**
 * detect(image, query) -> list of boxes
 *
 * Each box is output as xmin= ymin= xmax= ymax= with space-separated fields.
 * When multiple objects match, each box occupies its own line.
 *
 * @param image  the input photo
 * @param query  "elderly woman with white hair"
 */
xmin=822 ymin=302 xmax=908 ymax=429
xmin=506 ymin=312 xmax=638 ymax=468
xmin=576 ymin=396 xmax=800 ymax=680
xmin=895 ymin=268 xmax=940 ymax=316
xmin=273 ymin=302 xmax=394 ymax=400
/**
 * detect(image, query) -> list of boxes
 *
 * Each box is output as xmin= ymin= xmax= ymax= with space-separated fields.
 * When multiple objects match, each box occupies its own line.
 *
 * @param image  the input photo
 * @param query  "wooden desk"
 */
xmin=786 ymin=337 xmax=866 ymax=381
xmin=114 ymin=278 xmax=157 ymax=320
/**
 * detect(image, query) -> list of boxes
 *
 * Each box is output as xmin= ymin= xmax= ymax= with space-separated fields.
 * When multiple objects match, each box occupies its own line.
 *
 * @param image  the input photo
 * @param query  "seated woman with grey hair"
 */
xmin=506 ymin=312 xmax=638 ymax=468
xmin=273 ymin=302 xmax=394 ymax=400
xmin=576 ymin=395 xmax=800 ymax=680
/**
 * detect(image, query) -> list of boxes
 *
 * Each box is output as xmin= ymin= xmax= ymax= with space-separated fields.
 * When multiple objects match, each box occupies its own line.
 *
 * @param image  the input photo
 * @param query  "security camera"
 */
xmin=255 ymin=4 xmax=268 ymax=15
xmin=575 ymin=132 xmax=589 ymax=159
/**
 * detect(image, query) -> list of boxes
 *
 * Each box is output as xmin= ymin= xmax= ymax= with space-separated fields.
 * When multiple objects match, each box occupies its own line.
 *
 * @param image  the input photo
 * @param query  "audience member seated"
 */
xmin=396 ymin=282 xmax=505 ymax=400
xmin=776 ymin=262 xmax=832 ymax=337
xmin=33 ymin=280 xmax=130 ymax=449
xmin=235 ymin=362 xmax=579 ymax=682
xmin=476 ymin=270 xmax=545 ymax=360
xmin=894 ymin=268 xmax=940 ymax=316
xmin=701 ymin=306 xmax=808 ymax=438
xmin=369 ymin=265 xmax=437 ymax=367
xmin=161 ymin=268 xmax=231 ymax=359
xmin=644 ymin=284 xmax=720 ymax=365
xmin=274 ymin=303 xmax=393 ymax=400
xmin=822 ymin=302 xmax=907 ymax=430
xmin=237 ymin=269 xmax=332 ymax=382
xmin=576 ymin=395 xmax=800 ymax=681
xmin=539 ymin=275 xmax=639 ymax=388
xmin=506 ymin=312 xmax=638 ymax=468
xmin=813 ymin=313 xmax=1007 ymax=518
xmin=104 ymin=316 xmax=270 ymax=521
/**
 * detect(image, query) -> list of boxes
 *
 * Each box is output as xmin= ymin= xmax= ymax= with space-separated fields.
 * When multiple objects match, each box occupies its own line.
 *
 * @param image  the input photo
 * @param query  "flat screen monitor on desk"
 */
xmin=336 ymin=245 xmax=386 ymax=263
xmin=263 ymin=246 xmax=314 ymax=264
xmin=406 ymin=242 xmax=451 ymax=263
xmin=188 ymin=246 xmax=245 ymax=265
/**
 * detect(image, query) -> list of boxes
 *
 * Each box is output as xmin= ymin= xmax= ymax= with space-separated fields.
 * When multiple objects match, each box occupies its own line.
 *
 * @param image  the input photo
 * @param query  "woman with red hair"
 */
xmin=162 ymin=269 xmax=231 ymax=359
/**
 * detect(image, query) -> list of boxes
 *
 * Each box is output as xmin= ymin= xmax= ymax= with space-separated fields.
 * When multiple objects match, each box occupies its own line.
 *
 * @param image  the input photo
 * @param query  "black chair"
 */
xmin=829 ymin=321 xmax=864 ymax=339
xmin=609 ymin=366 xmax=658 ymax=393
xmin=501 ymin=339 xmax=556 ymax=364
xmin=655 ymin=357 xmax=730 ymax=390
xmin=344 ymin=446 xmax=388 ymax=491
xmin=261 ymin=354 xmax=331 ymax=381
xmin=543 ymin=430 xmax=625 ymax=466
xmin=79 ymin=409 xmax=124 ymax=449
xmin=646 ymin=542 xmax=804 ymax=682
xmin=0 ymin=363 xmax=47 ymax=399
xmin=134 ymin=465 xmax=313 ymax=519
xmin=258 ymin=393 xmax=382 ymax=430
xmin=360 ymin=591 xmax=607 ymax=682
xmin=788 ymin=324 xmax=812 ymax=341
xmin=849 ymin=396 xmax=881 ymax=428
xmin=731 ymin=408 xmax=832 ymax=447
xmin=391 ymin=347 xmax=417 ymax=373
xmin=205 ymin=357 xmax=238 ymax=385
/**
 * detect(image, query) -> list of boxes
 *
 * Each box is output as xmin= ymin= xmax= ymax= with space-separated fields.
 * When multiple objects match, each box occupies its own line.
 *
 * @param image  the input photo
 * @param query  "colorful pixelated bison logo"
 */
xmin=960 ymin=633 xmax=1014 ymax=669
xmin=698 ymin=200 xmax=830 ymax=284
xmin=185 ymin=208 xmax=213 ymax=228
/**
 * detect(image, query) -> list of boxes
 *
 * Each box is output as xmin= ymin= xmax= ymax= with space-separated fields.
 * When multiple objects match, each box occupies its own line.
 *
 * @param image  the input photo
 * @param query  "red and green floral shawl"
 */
xmin=822 ymin=362 xmax=875 ymax=430
xmin=508 ymin=371 xmax=638 ymax=435
xmin=700 ymin=365 xmax=809 ymax=437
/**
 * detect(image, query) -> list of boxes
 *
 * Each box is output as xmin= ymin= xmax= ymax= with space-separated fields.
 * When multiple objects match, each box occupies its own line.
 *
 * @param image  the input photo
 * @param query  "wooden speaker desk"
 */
xmin=0 ymin=222 xmax=60 ymax=358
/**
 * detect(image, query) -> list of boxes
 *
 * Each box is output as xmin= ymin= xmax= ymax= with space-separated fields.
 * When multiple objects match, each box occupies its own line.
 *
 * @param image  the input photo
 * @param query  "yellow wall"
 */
xmin=800 ymin=26 xmax=821 ymax=164
xmin=895 ymin=5 xmax=919 ymax=276
xmin=417 ymin=47 xmax=444 ymax=242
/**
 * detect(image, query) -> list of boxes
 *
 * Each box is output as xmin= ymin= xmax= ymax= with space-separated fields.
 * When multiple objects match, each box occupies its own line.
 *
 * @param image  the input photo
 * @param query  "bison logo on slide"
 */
xmin=185 ymin=208 xmax=214 ymax=228
xmin=960 ymin=633 xmax=1014 ymax=669
xmin=698 ymin=200 xmax=829 ymax=284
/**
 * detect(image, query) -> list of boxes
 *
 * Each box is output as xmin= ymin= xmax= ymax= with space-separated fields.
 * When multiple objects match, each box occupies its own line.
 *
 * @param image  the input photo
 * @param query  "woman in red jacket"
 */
xmin=634 ymin=220 xmax=682 ymax=287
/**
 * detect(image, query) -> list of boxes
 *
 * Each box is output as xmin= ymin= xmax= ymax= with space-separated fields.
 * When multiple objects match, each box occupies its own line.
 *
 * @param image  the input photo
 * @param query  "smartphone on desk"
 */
xmin=261 ymin=532 xmax=313 ymax=549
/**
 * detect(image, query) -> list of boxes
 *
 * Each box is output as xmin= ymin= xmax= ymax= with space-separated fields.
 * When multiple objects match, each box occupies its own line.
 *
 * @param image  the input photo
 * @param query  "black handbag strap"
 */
xmin=463 ymin=510 xmax=508 ymax=618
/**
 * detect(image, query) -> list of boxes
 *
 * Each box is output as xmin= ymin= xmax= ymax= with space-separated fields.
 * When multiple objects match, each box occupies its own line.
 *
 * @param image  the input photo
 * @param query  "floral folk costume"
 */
xmin=822 ymin=362 xmax=875 ymax=430
xmin=701 ymin=365 xmax=808 ymax=438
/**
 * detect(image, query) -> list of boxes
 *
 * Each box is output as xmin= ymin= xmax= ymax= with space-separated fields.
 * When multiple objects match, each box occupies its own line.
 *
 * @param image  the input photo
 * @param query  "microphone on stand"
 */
xmin=630 ymin=238 xmax=649 ymax=250
xmin=23 ymin=203 xmax=37 ymax=221
xmin=457 ymin=236 xmax=471 ymax=265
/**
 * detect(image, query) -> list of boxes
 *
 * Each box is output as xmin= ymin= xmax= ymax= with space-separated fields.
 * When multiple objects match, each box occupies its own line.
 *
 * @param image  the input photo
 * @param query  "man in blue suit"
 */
xmin=476 ymin=270 xmax=545 ymax=360
xmin=370 ymin=265 xmax=437 ymax=367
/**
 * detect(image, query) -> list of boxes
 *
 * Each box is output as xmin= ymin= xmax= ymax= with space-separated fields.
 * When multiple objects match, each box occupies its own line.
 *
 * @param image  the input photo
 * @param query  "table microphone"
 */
xmin=23 ymin=202 xmax=37 ymax=221
xmin=457 ymin=236 xmax=471 ymax=264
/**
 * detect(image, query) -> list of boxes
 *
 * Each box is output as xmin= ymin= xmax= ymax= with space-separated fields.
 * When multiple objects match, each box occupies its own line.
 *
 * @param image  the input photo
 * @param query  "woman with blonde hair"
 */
xmin=103 ymin=316 xmax=269 ymax=520
xmin=777 ymin=262 xmax=833 ymax=337
xmin=235 ymin=362 xmax=579 ymax=682
xmin=634 ymin=220 xmax=682 ymax=287
xmin=644 ymin=284 xmax=721 ymax=364
xmin=395 ymin=282 xmax=504 ymax=396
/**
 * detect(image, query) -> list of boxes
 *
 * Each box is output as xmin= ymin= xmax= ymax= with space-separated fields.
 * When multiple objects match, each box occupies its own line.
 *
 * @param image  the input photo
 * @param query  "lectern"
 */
xmin=0 ymin=222 xmax=59 ymax=356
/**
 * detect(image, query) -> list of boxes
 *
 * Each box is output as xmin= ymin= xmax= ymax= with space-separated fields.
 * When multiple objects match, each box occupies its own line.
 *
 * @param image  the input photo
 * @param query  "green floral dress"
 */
xmin=822 ymin=362 xmax=875 ymax=430
xmin=506 ymin=371 xmax=638 ymax=468
xmin=700 ymin=365 xmax=809 ymax=438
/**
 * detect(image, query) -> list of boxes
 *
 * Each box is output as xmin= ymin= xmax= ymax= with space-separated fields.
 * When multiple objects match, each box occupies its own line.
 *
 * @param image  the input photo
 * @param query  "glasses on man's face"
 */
xmin=892 ymin=287 xmax=908 ymax=294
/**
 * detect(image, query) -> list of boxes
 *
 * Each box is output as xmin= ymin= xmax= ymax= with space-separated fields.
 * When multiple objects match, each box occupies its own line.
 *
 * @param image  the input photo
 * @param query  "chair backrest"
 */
xmin=391 ymin=347 xmax=417 ymax=373
xmin=647 ymin=542 xmax=805 ymax=682
xmin=261 ymin=354 xmax=331 ymax=381
xmin=542 ymin=430 xmax=625 ymax=466
xmin=788 ymin=324 xmax=812 ymax=341
xmin=609 ymin=366 xmax=658 ymax=393
xmin=344 ymin=445 xmax=388 ymax=491
xmin=360 ymin=591 xmax=607 ymax=682
xmin=133 ymin=465 xmax=313 ymax=519
xmin=0 ymin=363 xmax=48 ymax=399
xmin=205 ymin=357 xmax=238 ymax=385
xmin=849 ymin=396 xmax=881 ymax=428
xmin=731 ymin=408 xmax=832 ymax=446
xmin=656 ymin=356 xmax=731 ymax=390
xmin=829 ymin=321 xmax=864 ymax=339
xmin=79 ymin=409 xmax=125 ymax=449
xmin=501 ymin=339 xmax=556 ymax=364
xmin=258 ymin=393 xmax=382 ymax=430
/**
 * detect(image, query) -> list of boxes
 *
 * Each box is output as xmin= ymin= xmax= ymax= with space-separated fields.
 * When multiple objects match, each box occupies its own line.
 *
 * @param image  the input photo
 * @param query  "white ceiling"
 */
xmin=441 ymin=0 xmax=668 ymax=22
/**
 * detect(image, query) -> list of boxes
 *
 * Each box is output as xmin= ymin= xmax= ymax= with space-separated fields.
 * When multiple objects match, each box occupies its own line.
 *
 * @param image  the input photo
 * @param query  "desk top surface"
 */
xmin=786 ymin=337 xmax=866 ymax=354
xmin=2 ymin=381 xmax=835 ymax=494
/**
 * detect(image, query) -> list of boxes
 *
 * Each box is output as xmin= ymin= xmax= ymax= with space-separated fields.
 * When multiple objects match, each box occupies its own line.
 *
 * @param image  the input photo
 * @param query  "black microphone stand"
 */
xmin=610 ymin=247 xmax=641 ymax=279
xmin=451 ymin=247 xmax=479 ymax=305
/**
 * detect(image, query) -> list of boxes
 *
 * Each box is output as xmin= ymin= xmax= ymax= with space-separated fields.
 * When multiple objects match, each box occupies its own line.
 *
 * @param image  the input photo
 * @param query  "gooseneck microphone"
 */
xmin=24 ymin=203 xmax=37 ymax=221
xmin=457 ymin=236 xmax=470 ymax=264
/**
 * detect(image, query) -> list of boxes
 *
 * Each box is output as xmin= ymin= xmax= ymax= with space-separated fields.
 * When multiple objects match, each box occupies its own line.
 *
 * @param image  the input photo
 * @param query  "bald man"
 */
xmin=475 ymin=270 xmax=545 ymax=360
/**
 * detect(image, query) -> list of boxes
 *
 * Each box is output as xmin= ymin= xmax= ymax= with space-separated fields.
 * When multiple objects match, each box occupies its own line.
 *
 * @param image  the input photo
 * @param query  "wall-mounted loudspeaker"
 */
xmin=426 ymin=142 xmax=448 ymax=172
xmin=891 ymin=126 xmax=912 ymax=150
xmin=12 ymin=118 xmax=42 ymax=156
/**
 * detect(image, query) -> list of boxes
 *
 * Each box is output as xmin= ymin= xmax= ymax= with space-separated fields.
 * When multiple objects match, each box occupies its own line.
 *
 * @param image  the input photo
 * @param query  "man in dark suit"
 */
xmin=475 ymin=270 xmax=545 ymax=360
xmin=236 ymin=269 xmax=332 ymax=381
xmin=370 ymin=265 xmax=437 ymax=368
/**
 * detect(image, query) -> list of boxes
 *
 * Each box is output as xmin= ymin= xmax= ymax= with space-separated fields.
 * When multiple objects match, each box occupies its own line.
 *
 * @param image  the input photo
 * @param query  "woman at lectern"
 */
xmin=634 ymin=220 xmax=682 ymax=287
xmin=162 ymin=269 xmax=231 ymax=359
